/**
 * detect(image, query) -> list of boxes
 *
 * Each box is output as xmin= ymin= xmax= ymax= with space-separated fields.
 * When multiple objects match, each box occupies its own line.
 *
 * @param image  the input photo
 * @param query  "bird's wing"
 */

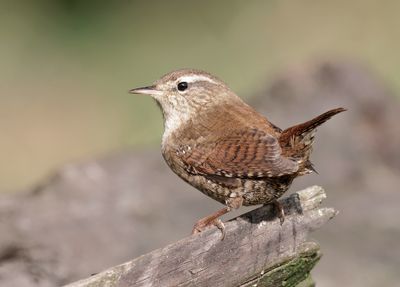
xmin=181 ymin=128 xmax=299 ymax=179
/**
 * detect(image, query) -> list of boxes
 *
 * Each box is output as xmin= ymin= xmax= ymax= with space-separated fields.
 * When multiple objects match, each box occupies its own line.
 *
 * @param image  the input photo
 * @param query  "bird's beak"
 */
xmin=129 ymin=85 xmax=162 ymax=96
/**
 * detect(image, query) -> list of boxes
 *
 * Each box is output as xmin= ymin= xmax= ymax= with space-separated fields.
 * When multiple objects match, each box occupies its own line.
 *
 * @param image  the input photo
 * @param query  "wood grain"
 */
xmin=65 ymin=186 xmax=336 ymax=287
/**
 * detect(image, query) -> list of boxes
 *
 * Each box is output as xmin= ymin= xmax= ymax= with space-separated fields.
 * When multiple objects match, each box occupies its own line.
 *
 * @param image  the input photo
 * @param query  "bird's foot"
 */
xmin=272 ymin=200 xmax=285 ymax=225
xmin=191 ymin=206 xmax=231 ymax=240
xmin=192 ymin=218 xmax=226 ymax=240
xmin=191 ymin=197 xmax=243 ymax=240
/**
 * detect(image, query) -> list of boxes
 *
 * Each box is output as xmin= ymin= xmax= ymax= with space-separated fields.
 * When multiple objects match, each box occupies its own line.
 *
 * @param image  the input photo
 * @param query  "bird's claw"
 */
xmin=192 ymin=218 xmax=226 ymax=240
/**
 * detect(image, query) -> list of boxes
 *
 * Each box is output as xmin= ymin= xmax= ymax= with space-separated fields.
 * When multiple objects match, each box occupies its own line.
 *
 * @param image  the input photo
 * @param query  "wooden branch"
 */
xmin=65 ymin=186 xmax=336 ymax=287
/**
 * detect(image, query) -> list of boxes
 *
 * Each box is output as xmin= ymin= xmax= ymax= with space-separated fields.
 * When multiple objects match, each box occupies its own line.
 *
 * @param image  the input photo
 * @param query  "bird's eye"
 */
xmin=177 ymin=81 xmax=188 ymax=92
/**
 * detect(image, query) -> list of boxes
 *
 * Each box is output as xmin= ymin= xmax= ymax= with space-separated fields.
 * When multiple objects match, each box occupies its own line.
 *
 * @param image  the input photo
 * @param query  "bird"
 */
xmin=129 ymin=69 xmax=345 ymax=238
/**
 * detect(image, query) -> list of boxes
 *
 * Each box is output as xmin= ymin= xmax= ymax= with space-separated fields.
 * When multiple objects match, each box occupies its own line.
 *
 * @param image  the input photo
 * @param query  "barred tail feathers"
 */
xmin=279 ymin=107 xmax=346 ymax=173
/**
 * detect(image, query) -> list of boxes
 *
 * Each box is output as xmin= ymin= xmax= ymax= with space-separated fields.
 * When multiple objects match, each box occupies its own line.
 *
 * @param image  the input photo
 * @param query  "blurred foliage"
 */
xmin=0 ymin=0 xmax=399 ymax=191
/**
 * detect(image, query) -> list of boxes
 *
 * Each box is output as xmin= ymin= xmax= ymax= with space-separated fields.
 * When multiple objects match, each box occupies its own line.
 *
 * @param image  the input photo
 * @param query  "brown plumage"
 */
xmin=279 ymin=107 xmax=346 ymax=175
xmin=130 ymin=69 xmax=345 ymax=238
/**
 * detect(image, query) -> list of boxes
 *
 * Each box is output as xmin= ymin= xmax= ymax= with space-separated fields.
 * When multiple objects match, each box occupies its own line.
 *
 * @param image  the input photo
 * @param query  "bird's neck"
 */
xmin=161 ymin=110 xmax=192 ymax=148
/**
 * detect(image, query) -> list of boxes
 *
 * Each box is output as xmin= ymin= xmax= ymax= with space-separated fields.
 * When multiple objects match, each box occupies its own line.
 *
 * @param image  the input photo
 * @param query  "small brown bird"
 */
xmin=130 ymin=69 xmax=345 ymax=237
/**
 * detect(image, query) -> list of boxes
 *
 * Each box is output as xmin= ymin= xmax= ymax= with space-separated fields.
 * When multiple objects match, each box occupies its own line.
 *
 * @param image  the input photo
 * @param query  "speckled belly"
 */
xmin=182 ymin=172 xmax=293 ymax=206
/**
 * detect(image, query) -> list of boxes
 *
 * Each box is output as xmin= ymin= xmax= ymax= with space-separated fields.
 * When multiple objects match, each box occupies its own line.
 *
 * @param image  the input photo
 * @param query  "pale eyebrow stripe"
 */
xmin=178 ymin=75 xmax=217 ymax=84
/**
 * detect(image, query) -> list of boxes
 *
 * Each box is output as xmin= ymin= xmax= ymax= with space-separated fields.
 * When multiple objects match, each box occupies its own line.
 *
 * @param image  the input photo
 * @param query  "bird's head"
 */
xmin=129 ymin=69 xmax=237 ymax=130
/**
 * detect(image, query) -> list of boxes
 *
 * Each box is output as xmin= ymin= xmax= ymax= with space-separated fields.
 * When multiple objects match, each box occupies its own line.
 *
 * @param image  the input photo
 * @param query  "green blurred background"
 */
xmin=1 ymin=0 xmax=400 ymax=191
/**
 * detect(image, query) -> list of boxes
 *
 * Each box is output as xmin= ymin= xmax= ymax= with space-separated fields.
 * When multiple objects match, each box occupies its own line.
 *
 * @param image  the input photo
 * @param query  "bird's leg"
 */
xmin=191 ymin=207 xmax=230 ymax=238
xmin=191 ymin=197 xmax=243 ymax=240
xmin=272 ymin=200 xmax=285 ymax=225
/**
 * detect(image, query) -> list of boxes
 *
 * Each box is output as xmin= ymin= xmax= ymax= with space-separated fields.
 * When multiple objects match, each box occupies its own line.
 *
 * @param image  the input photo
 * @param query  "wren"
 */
xmin=130 ymin=69 xmax=345 ymax=238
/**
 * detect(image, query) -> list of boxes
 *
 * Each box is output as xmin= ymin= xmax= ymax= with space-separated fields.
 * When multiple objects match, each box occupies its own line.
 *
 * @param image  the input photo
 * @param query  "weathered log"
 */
xmin=65 ymin=186 xmax=336 ymax=287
